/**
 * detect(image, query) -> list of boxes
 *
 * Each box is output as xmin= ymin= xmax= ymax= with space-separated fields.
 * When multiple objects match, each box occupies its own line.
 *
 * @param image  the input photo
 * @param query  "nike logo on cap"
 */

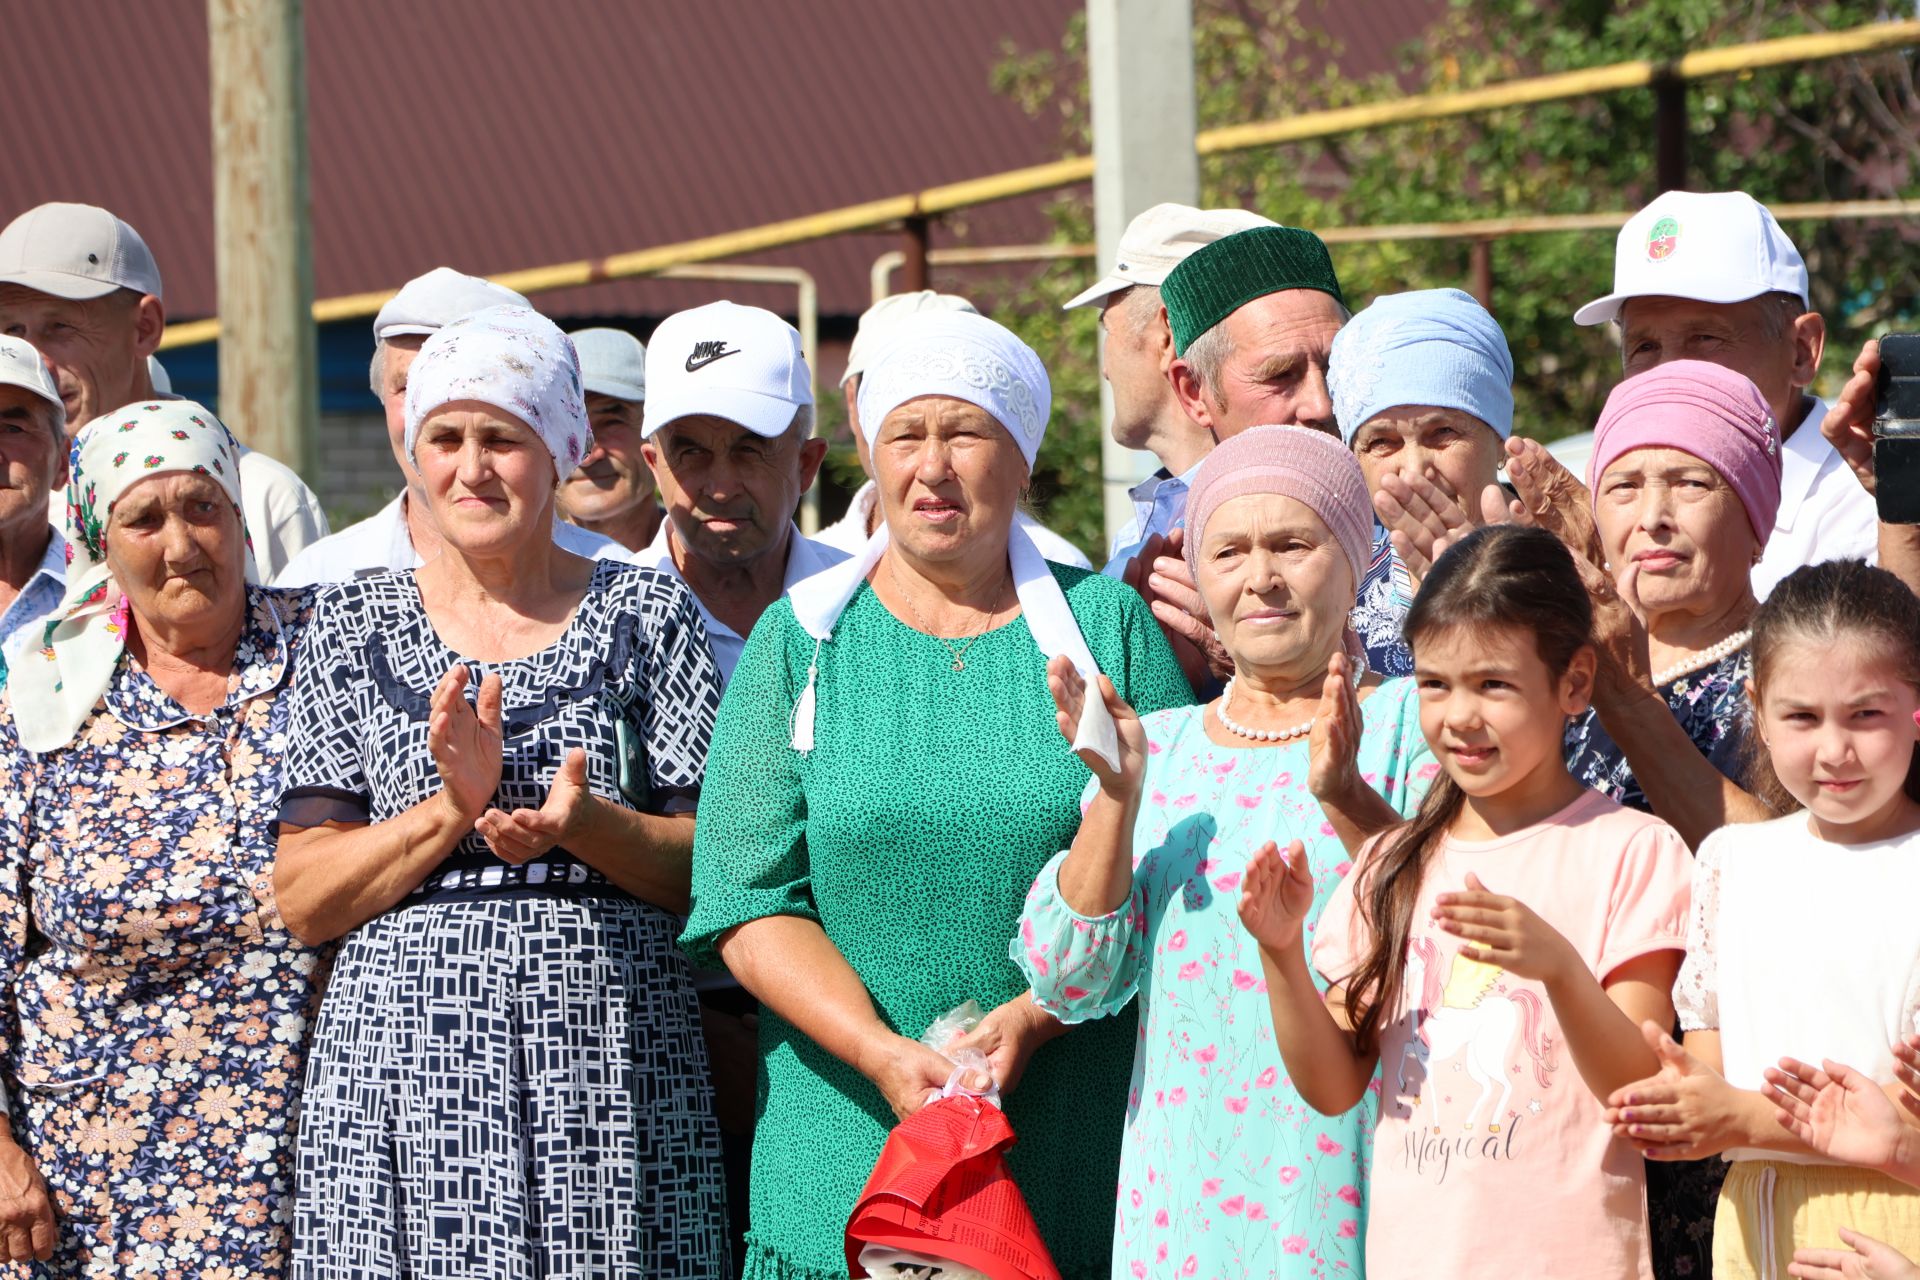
xmin=685 ymin=340 xmax=740 ymax=372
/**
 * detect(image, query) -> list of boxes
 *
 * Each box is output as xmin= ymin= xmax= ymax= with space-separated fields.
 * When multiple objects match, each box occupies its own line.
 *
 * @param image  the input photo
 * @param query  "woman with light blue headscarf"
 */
xmin=1327 ymin=287 xmax=1518 ymax=676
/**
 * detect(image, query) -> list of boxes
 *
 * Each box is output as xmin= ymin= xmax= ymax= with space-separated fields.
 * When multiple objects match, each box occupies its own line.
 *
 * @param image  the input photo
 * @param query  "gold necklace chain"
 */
xmin=886 ymin=558 xmax=1008 ymax=673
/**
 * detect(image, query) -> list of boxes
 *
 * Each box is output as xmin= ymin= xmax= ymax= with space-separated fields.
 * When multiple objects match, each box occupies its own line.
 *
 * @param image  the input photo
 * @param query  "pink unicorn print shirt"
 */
xmin=1314 ymin=789 xmax=1691 ymax=1280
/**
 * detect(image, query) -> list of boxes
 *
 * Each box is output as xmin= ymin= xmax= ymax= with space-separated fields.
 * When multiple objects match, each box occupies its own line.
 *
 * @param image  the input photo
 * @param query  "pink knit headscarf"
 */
xmin=1587 ymin=360 xmax=1782 ymax=543
xmin=1589 ymin=360 xmax=1781 ymax=545
xmin=1182 ymin=425 xmax=1373 ymax=587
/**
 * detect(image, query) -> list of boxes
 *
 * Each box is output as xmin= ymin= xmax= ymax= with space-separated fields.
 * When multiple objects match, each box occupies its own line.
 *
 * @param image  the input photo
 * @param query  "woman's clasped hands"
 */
xmin=427 ymin=663 xmax=597 ymax=863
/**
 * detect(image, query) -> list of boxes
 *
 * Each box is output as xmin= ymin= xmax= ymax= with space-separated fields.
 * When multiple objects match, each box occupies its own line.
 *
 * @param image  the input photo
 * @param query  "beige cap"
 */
xmin=0 ymin=336 xmax=66 ymax=434
xmin=841 ymin=290 xmax=978 ymax=387
xmin=1063 ymin=203 xmax=1276 ymax=310
xmin=0 ymin=203 xmax=163 ymax=302
xmin=373 ymin=267 xmax=531 ymax=339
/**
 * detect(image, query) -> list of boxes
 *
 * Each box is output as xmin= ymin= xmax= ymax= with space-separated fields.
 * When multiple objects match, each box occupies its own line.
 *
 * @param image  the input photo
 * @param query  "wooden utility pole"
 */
xmin=1088 ymin=0 xmax=1199 ymax=547
xmin=209 ymin=0 xmax=316 ymax=478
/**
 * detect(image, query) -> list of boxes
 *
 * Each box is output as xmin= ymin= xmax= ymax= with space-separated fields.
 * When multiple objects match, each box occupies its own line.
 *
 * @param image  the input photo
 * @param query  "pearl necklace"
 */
xmin=1215 ymin=668 xmax=1362 ymax=743
xmin=1651 ymin=629 xmax=1751 ymax=688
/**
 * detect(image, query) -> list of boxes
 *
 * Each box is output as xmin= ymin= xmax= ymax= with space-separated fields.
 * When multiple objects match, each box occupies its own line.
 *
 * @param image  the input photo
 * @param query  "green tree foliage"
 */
xmin=968 ymin=0 xmax=1919 ymax=558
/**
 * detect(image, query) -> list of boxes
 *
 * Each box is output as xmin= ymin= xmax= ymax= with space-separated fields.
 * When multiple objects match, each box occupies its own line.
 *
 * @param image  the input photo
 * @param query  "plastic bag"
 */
xmin=842 ymin=1003 xmax=1060 ymax=1280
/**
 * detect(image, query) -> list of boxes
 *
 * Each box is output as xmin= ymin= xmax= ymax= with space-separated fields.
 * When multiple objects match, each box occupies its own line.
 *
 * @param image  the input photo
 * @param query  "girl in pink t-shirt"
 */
xmin=1239 ymin=525 xmax=1693 ymax=1280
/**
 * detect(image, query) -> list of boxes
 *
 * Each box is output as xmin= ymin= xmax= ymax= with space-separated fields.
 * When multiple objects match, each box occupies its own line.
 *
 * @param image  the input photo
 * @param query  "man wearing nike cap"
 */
xmin=275 ymin=266 xmax=632 ymax=586
xmin=0 ymin=202 xmax=328 ymax=579
xmin=818 ymin=289 xmax=1091 ymax=567
xmin=1575 ymin=189 xmax=1876 ymax=597
xmin=0 ymin=336 xmax=69 ymax=684
xmin=1063 ymin=202 xmax=1275 ymax=574
xmin=635 ymin=299 xmax=843 ymax=685
xmin=558 ymin=327 xmax=662 ymax=552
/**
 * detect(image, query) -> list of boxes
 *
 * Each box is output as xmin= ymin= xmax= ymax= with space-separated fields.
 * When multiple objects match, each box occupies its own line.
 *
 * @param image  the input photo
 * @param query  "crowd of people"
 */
xmin=0 ymin=184 xmax=1913 ymax=1280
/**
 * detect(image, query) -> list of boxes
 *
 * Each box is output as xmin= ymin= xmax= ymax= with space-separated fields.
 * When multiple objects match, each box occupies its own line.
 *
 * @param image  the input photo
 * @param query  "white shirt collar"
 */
xmin=637 ymin=520 xmax=845 ymax=638
xmin=1775 ymin=396 xmax=1836 ymax=532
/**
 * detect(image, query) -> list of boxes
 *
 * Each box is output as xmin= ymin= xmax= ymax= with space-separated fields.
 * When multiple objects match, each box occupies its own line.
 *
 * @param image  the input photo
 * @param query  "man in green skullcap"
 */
xmin=1161 ymin=224 xmax=1347 ymax=438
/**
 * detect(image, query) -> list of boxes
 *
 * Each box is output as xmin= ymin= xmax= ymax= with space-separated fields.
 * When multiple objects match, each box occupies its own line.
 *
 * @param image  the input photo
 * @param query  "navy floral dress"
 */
xmin=1564 ymin=645 xmax=1751 ymax=1280
xmin=1351 ymin=527 xmax=1415 ymax=678
xmin=0 ymin=586 xmax=328 ymax=1279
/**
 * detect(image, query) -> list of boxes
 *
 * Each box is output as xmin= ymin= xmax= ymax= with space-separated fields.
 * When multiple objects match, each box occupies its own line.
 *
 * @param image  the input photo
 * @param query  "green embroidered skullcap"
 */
xmin=1162 ymin=225 xmax=1345 ymax=355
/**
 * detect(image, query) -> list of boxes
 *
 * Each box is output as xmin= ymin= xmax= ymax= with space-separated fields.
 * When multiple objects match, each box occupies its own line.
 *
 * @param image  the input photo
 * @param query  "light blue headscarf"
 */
xmin=1328 ymin=287 xmax=1515 ymax=444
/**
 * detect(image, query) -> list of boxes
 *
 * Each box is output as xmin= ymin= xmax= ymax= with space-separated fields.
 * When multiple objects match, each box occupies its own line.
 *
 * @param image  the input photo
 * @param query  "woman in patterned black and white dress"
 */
xmin=273 ymin=307 xmax=727 ymax=1279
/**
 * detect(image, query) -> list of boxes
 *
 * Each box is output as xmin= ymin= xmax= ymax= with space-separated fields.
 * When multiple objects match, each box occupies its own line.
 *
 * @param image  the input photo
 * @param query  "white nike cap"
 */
xmin=373 ymin=267 xmax=531 ymax=339
xmin=568 ymin=327 xmax=647 ymax=402
xmin=841 ymin=290 xmax=978 ymax=389
xmin=0 ymin=336 xmax=66 ymax=434
xmin=1574 ymin=190 xmax=1809 ymax=327
xmin=642 ymin=301 xmax=811 ymax=439
xmin=1062 ymin=203 xmax=1277 ymax=311
xmin=0 ymin=203 xmax=164 ymax=302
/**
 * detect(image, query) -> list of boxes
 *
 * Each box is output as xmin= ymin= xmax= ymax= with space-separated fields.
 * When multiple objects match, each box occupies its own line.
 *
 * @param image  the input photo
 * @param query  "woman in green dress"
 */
xmin=680 ymin=310 xmax=1193 ymax=1280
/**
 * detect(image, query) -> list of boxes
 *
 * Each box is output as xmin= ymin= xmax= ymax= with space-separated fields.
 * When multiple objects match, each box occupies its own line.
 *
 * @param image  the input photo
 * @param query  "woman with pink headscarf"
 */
xmin=1014 ymin=425 xmax=1438 ymax=1278
xmin=1560 ymin=359 xmax=1785 ymax=1280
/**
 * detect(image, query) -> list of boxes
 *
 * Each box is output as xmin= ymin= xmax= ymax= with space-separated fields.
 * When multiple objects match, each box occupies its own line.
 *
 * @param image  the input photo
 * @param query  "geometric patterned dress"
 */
xmin=0 ymin=586 xmax=330 ymax=1279
xmin=279 ymin=561 xmax=727 ymax=1279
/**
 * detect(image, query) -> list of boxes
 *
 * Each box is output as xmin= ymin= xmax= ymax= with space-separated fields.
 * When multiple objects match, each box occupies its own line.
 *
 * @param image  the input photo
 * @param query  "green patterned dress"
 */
xmin=681 ymin=564 xmax=1192 ymax=1280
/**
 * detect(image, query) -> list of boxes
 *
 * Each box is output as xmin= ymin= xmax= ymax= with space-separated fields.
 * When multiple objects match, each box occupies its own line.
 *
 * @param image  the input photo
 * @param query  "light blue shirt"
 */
xmin=1102 ymin=459 xmax=1205 ymax=578
xmin=0 ymin=527 xmax=68 ymax=688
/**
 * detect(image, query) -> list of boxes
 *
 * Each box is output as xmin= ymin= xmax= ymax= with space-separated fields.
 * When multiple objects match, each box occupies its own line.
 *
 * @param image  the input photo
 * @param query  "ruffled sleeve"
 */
xmin=678 ymin=603 xmax=817 ymax=971
xmin=1012 ymin=848 xmax=1149 ymax=1023
xmin=1673 ymin=830 xmax=1725 ymax=1033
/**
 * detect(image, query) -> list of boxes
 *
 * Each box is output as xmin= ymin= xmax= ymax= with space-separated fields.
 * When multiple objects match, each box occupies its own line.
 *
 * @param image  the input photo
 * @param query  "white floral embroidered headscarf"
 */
xmin=12 ymin=399 xmax=253 ymax=752
xmin=854 ymin=309 xmax=1050 ymax=468
xmin=403 ymin=304 xmax=590 ymax=481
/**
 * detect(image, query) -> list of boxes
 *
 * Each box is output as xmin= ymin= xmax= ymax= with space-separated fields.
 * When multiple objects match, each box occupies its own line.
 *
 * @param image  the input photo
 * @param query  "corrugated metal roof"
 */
xmin=0 ymin=0 xmax=1437 ymax=325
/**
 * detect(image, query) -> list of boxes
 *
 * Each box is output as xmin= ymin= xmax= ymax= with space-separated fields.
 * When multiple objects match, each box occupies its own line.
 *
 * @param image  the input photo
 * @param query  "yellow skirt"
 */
xmin=1714 ymin=1158 xmax=1920 ymax=1279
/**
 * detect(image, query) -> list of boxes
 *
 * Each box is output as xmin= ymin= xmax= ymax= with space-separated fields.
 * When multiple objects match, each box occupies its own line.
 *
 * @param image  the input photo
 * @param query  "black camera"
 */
xmin=1874 ymin=333 xmax=1920 ymax=525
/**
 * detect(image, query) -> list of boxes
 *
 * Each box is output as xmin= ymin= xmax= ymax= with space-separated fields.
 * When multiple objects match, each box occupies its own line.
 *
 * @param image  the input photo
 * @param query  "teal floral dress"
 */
xmin=1014 ymin=681 xmax=1437 ymax=1280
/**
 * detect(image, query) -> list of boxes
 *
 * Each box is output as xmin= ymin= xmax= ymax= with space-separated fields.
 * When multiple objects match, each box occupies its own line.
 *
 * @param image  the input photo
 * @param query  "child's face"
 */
xmin=1753 ymin=636 xmax=1920 ymax=839
xmin=1415 ymin=623 xmax=1593 ymax=800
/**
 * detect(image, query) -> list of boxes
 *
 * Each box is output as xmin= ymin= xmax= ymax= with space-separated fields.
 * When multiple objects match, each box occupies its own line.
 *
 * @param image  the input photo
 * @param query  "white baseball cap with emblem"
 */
xmin=1062 ymin=203 xmax=1277 ymax=311
xmin=0 ymin=203 xmax=164 ymax=302
xmin=0 ymin=336 xmax=66 ymax=434
xmin=568 ymin=327 xmax=647 ymax=402
xmin=1574 ymin=190 xmax=1809 ymax=327
xmin=642 ymin=301 xmax=812 ymax=439
xmin=373 ymin=267 xmax=531 ymax=339
xmin=841 ymin=290 xmax=978 ymax=389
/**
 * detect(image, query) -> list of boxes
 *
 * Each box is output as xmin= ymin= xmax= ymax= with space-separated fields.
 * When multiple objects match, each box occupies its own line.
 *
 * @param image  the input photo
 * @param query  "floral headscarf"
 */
xmin=402 ymin=305 xmax=591 ymax=480
xmin=12 ymin=399 xmax=252 ymax=753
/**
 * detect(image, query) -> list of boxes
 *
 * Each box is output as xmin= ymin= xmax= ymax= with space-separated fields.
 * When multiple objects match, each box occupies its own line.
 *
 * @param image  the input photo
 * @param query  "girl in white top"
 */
xmin=1604 ymin=558 xmax=1920 ymax=1279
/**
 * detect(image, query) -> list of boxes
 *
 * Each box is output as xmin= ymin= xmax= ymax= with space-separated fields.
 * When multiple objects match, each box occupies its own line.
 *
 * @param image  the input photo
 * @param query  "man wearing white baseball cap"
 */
xmin=1575 ymin=189 xmax=1875 ymax=597
xmin=1064 ymin=202 xmax=1275 ymax=574
xmin=818 ymin=289 xmax=1092 ymax=568
xmin=0 ymin=337 xmax=70 ymax=684
xmin=634 ymin=300 xmax=843 ymax=684
xmin=275 ymin=267 xmax=632 ymax=586
xmin=0 ymin=202 xmax=329 ymax=580
xmin=558 ymin=327 xmax=662 ymax=552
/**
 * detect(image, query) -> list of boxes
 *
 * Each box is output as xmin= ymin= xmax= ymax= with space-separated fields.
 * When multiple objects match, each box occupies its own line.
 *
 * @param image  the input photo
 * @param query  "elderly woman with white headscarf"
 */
xmin=272 ymin=307 xmax=727 ymax=1278
xmin=679 ymin=310 xmax=1191 ymax=1280
xmin=0 ymin=401 xmax=329 ymax=1276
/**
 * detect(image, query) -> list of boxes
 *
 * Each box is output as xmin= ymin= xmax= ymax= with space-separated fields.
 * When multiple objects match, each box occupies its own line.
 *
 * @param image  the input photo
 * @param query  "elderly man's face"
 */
xmin=1174 ymin=288 xmax=1343 ymax=439
xmin=1619 ymin=295 xmax=1821 ymax=434
xmin=643 ymin=414 xmax=826 ymax=568
xmin=376 ymin=335 xmax=428 ymax=485
xmin=1099 ymin=288 xmax=1177 ymax=451
xmin=560 ymin=393 xmax=653 ymax=524
xmin=106 ymin=471 xmax=248 ymax=637
xmin=0 ymin=386 xmax=65 ymax=537
xmin=0 ymin=286 xmax=162 ymax=434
